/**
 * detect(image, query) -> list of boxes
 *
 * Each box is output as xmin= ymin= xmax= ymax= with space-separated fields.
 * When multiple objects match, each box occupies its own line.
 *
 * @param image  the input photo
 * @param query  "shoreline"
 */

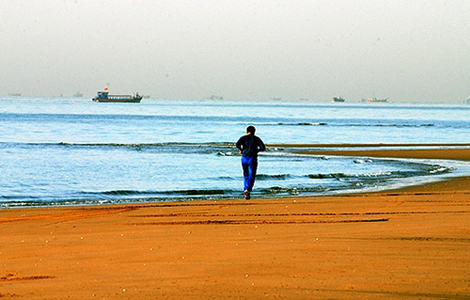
xmin=294 ymin=147 xmax=470 ymax=161
xmin=270 ymin=142 xmax=470 ymax=148
xmin=292 ymin=144 xmax=470 ymax=194
xmin=1 ymin=146 xmax=470 ymax=299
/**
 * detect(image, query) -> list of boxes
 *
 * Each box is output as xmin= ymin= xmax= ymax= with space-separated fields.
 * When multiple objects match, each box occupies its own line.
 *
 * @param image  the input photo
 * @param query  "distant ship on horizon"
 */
xmin=207 ymin=95 xmax=223 ymax=100
xmin=367 ymin=92 xmax=388 ymax=103
xmin=332 ymin=97 xmax=345 ymax=102
xmin=92 ymin=88 xmax=142 ymax=103
xmin=367 ymin=97 xmax=388 ymax=103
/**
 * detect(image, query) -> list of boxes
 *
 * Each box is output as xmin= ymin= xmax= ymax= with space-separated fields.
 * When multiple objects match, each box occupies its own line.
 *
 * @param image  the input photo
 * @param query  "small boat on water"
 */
xmin=207 ymin=95 xmax=223 ymax=100
xmin=332 ymin=97 xmax=345 ymax=102
xmin=367 ymin=97 xmax=388 ymax=103
xmin=92 ymin=88 xmax=142 ymax=103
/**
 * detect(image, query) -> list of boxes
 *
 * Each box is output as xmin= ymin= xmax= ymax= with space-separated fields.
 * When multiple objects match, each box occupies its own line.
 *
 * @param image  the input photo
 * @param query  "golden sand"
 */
xmin=1 ymin=146 xmax=469 ymax=299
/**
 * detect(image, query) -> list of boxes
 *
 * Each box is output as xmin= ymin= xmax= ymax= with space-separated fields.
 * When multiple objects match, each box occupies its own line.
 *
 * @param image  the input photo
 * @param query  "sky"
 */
xmin=1 ymin=0 xmax=469 ymax=102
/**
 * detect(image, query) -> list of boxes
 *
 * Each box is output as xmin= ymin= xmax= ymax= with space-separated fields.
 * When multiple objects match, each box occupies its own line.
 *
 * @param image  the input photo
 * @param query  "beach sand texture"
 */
xmin=1 ymin=147 xmax=470 ymax=299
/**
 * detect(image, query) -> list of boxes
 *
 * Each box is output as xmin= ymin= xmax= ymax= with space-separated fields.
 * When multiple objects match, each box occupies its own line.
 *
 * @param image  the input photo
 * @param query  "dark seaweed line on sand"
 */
xmin=126 ymin=218 xmax=389 ymax=225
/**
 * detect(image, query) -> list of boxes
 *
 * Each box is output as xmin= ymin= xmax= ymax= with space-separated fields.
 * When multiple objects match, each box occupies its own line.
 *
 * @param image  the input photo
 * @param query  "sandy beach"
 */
xmin=1 ymin=146 xmax=470 ymax=299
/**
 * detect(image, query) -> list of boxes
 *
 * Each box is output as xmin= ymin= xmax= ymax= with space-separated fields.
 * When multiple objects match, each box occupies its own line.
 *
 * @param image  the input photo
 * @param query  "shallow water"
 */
xmin=1 ymin=97 xmax=470 ymax=207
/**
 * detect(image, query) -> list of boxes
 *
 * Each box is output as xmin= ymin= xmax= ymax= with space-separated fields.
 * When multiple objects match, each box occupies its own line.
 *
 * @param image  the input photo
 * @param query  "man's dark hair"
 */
xmin=246 ymin=125 xmax=256 ymax=134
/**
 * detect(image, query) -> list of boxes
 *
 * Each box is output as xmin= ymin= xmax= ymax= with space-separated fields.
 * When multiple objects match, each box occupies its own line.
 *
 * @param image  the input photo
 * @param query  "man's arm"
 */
xmin=258 ymin=138 xmax=266 ymax=152
xmin=236 ymin=137 xmax=244 ymax=153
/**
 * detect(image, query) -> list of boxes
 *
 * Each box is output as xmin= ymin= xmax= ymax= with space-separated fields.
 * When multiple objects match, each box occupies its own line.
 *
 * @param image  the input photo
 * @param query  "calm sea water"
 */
xmin=2 ymin=97 xmax=470 ymax=208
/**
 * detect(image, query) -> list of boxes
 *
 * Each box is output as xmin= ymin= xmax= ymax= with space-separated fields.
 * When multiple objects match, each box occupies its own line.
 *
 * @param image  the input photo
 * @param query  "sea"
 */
xmin=2 ymin=96 xmax=470 ymax=208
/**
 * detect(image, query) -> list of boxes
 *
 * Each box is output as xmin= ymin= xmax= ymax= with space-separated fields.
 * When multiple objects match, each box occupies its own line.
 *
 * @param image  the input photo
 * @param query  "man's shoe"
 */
xmin=244 ymin=190 xmax=251 ymax=200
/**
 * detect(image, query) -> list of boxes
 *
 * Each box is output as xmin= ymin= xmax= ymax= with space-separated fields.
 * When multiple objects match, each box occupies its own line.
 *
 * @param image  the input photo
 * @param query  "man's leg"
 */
xmin=248 ymin=158 xmax=258 ymax=191
xmin=242 ymin=156 xmax=250 ymax=192
xmin=242 ymin=157 xmax=258 ymax=197
xmin=241 ymin=157 xmax=251 ymax=199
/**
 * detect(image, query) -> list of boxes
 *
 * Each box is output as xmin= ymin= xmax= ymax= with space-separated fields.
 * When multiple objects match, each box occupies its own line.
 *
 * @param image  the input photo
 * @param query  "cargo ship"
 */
xmin=332 ymin=97 xmax=345 ymax=102
xmin=367 ymin=97 xmax=388 ymax=103
xmin=92 ymin=88 xmax=142 ymax=103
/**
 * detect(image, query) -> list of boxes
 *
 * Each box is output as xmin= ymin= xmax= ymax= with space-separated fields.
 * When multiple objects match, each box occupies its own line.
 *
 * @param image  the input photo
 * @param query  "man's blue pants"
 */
xmin=241 ymin=156 xmax=258 ymax=192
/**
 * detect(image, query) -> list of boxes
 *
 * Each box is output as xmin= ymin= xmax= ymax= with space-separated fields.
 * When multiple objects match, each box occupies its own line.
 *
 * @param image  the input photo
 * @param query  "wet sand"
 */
xmin=292 ymin=144 xmax=470 ymax=161
xmin=1 ymin=146 xmax=470 ymax=299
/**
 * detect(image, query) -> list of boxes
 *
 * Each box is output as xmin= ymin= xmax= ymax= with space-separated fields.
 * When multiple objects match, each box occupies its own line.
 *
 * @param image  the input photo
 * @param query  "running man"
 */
xmin=236 ymin=126 xmax=266 ymax=199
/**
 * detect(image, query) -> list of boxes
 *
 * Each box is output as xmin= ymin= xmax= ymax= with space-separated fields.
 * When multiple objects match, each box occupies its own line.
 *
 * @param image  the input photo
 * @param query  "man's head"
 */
xmin=246 ymin=125 xmax=256 ymax=135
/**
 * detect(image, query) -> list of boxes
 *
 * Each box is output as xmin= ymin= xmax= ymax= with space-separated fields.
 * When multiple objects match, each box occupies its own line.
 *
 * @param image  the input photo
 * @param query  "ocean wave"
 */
xmin=0 ymin=142 xmax=239 ymax=155
xmin=308 ymin=173 xmax=347 ymax=179
xmin=343 ymin=123 xmax=434 ymax=128
xmin=261 ymin=185 xmax=326 ymax=195
xmin=83 ymin=188 xmax=232 ymax=197
xmin=217 ymin=151 xmax=236 ymax=156
xmin=306 ymin=164 xmax=453 ymax=181
xmin=277 ymin=122 xmax=327 ymax=126
xmin=354 ymin=159 xmax=373 ymax=164
xmin=0 ymin=141 xmax=236 ymax=148
xmin=274 ymin=122 xmax=435 ymax=127
xmin=84 ymin=190 xmax=156 ymax=196
xmin=256 ymin=174 xmax=293 ymax=180
xmin=217 ymin=173 xmax=301 ymax=181
xmin=56 ymin=142 xmax=235 ymax=148
xmin=0 ymin=188 xmax=239 ymax=208
xmin=170 ymin=189 xmax=229 ymax=196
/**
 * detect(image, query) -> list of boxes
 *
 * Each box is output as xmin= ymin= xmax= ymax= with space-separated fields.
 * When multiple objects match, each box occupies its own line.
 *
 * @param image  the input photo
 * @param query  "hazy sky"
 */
xmin=1 ymin=0 xmax=469 ymax=102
